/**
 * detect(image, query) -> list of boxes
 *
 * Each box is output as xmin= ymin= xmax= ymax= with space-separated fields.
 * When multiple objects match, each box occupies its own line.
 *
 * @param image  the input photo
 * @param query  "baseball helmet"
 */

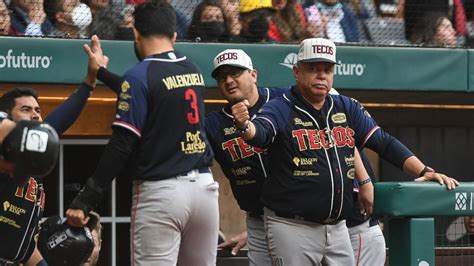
xmin=38 ymin=216 xmax=95 ymax=266
xmin=2 ymin=120 xmax=59 ymax=185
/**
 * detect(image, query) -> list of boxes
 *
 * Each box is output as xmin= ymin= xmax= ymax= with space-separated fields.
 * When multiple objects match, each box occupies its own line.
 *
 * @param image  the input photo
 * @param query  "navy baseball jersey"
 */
xmin=112 ymin=51 xmax=213 ymax=180
xmin=0 ymin=177 xmax=44 ymax=262
xmin=248 ymin=86 xmax=378 ymax=223
xmin=0 ymin=83 xmax=95 ymax=263
xmin=205 ymin=87 xmax=287 ymax=214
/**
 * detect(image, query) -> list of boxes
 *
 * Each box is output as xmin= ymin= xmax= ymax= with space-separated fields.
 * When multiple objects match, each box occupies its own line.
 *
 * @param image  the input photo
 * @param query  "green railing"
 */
xmin=374 ymin=182 xmax=474 ymax=266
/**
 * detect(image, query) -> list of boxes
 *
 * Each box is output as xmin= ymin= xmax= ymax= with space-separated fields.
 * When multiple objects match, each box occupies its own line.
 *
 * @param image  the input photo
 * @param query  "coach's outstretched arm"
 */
xmin=364 ymin=128 xmax=459 ymax=190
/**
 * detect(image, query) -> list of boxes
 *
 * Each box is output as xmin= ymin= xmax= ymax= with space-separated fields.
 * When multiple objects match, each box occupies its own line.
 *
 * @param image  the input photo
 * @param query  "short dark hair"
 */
xmin=0 ymin=88 xmax=39 ymax=114
xmin=133 ymin=0 xmax=176 ymax=38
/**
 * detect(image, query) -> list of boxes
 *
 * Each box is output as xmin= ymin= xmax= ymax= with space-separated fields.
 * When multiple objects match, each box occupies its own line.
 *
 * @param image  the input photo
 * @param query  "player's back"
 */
xmin=113 ymin=51 xmax=213 ymax=181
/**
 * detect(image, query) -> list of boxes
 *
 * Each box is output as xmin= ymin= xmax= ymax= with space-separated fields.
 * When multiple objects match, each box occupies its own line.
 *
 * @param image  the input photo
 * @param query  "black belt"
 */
xmin=177 ymin=167 xmax=210 ymax=177
xmin=198 ymin=167 xmax=211 ymax=174
xmin=369 ymin=218 xmax=379 ymax=227
xmin=274 ymin=212 xmax=340 ymax=225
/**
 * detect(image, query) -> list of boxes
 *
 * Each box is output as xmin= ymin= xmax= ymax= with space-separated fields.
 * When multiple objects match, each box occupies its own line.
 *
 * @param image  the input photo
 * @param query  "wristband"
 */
xmin=236 ymin=120 xmax=250 ymax=134
xmin=358 ymin=177 xmax=372 ymax=186
xmin=418 ymin=166 xmax=432 ymax=177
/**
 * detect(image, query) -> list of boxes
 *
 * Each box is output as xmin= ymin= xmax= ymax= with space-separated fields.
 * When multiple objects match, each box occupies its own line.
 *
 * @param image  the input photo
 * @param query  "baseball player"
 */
xmin=0 ymin=118 xmax=60 ymax=266
xmin=0 ymin=36 xmax=109 ymax=265
xmin=66 ymin=2 xmax=219 ymax=265
xmin=232 ymin=37 xmax=375 ymax=265
xmin=205 ymin=49 xmax=288 ymax=265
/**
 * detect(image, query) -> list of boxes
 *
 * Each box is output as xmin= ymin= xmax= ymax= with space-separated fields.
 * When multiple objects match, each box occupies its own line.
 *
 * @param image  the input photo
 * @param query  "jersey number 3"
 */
xmin=185 ymin=89 xmax=199 ymax=124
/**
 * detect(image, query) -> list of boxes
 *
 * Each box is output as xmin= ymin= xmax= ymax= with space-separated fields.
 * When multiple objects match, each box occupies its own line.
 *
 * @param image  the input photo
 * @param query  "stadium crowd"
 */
xmin=1 ymin=0 xmax=474 ymax=46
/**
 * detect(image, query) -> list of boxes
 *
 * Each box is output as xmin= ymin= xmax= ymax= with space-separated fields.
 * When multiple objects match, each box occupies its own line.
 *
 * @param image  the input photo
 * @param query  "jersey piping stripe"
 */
xmin=362 ymin=126 xmax=380 ymax=147
xmin=222 ymin=108 xmax=233 ymax=119
xmin=293 ymin=103 xmax=336 ymax=221
xmin=356 ymin=233 xmax=362 ymax=266
xmin=325 ymin=97 xmax=345 ymax=221
xmin=263 ymin=87 xmax=270 ymax=103
xmin=257 ymin=153 xmax=268 ymax=178
xmin=13 ymin=194 xmax=39 ymax=261
xmin=143 ymin=56 xmax=187 ymax=63
xmin=113 ymin=120 xmax=142 ymax=137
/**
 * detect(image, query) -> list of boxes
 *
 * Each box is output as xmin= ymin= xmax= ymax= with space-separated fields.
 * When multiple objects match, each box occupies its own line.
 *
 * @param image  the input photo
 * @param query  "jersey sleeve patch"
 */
xmin=115 ymin=73 xmax=149 ymax=134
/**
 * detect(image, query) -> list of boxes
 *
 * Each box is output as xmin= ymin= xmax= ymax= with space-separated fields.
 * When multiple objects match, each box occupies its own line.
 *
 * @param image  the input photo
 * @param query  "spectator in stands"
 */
xmin=403 ymin=0 xmax=467 ymax=45
xmin=9 ymin=0 xmax=53 ymax=36
xmin=187 ymin=0 xmax=240 ymax=42
xmin=345 ymin=0 xmax=377 ymax=19
xmin=88 ymin=2 xmax=135 ymax=40
xmin=305 ymin=0 xmax=360 ymax=42
xmin=0 ymin=0 xmax=19 ymax=35
xmin=218 ymin=0 xmax=241 ymax=37
xmin=239 ymin=0 xmax=275 ymax=42
xmin=45 ymin=0 xmax=93 ymax=38
xmin=464 ymin=216 xmax=474 ymax=234
xmin=410 ymin=12 xmax=457 ymax=46
xmin=268 ymin=0 xmax=314 ymax=43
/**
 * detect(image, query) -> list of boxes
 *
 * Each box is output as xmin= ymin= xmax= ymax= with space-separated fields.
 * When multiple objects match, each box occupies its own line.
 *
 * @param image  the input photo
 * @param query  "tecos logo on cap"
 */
xmin=312 ymin=45 xmax=333 ymax=55
xmin=216 ymin=52 xmax=239 ymax=64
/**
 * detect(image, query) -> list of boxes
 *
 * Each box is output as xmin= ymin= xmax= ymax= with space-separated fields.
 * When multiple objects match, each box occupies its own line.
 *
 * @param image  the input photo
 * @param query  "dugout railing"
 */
xmin=375 ymin=182 xmax=474 ymax=266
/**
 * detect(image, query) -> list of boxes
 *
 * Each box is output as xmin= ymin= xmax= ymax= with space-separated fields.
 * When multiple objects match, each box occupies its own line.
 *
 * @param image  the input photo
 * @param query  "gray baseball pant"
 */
xmin=264 ymin=207 xmax=354 ymax=266
xmin=349 ymin=219 xmax=386 ymax=266
xmin=246 ymin=214 xmax=272 ymax=266
xmin=130 ymin=169 xmax=219 ymax=266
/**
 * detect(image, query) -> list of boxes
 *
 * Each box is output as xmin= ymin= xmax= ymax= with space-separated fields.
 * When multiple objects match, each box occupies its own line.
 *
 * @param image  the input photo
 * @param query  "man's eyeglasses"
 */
xmin=212 ymin=68 xmax=248 ymax=82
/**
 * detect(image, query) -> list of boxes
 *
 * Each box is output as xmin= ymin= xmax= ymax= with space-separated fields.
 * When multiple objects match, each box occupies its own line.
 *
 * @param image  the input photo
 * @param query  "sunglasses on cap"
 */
xmin=212 ymin=68 xmax=249 ymax=82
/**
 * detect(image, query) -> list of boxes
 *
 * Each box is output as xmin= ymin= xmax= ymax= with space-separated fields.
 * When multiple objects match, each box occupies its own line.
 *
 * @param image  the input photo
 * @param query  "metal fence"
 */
xmin=1 ymin=0 xmax=474 ymax=47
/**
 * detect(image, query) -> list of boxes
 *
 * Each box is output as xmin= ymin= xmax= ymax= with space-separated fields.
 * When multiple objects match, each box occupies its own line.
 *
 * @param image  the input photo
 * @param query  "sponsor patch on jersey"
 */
xmin=294 ymin=117 xmax=313 ymax=127
xmin=345 ymin=155 xmax=355 ymax=167
xmin=293 ymin=157 xmax=318 ymax=166
xmin=223 ymin=127 xmax=237 ymax=135
xmin=121 ymin=81 xmax=130 ymax=93
xmin=3 ymin=201 xmax=26 ymax=215
xmin=181 ymin=131 xmax=206 ymax=154
xmin=294 ymin=170 xmax=319 ymax=176
xmin=231 ymin=166 xmax=251 ymax=176
xmin=236 ymin=179 xmax=257 ymax=186
xmin=347 ymin=168 xmax=355 ymax=179
xmin=0 ymin=215 xmax=21 ymax=228
xmin=24 ymin=129 xmax=49 ymax=153
xmin=120 ymin=92 xmax=132 ymax=100
xmin=331 ymin=113 xmax=347 ymax=124
xmin=118 ymin=101 xmax=130 ymax=111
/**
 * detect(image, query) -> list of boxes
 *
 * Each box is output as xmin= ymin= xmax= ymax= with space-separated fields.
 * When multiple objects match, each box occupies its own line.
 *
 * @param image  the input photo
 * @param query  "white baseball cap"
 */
xmin=297 ymin=38 xmax=338 ymax=64
xmin=211 ymin=49 xmax=254 ymax=78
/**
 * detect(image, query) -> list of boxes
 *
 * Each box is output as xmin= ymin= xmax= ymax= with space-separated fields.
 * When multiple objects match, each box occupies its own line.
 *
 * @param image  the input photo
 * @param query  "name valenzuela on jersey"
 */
xmin=162 ymin=73 xmax=205 ymax=90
